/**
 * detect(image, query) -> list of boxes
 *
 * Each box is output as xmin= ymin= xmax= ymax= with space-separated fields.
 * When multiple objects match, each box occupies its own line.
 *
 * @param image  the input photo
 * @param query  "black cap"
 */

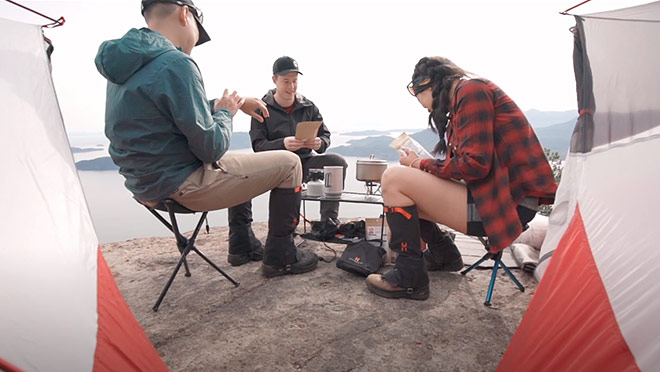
xmin=272 ymin=56 xmax=303 ymax=75
xmin=141 ymin=0 xmax=210 ymax=46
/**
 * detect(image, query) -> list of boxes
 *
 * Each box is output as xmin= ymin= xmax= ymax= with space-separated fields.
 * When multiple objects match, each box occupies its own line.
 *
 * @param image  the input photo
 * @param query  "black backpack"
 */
xmin=336 ymin=241 xmax=386 ymax=277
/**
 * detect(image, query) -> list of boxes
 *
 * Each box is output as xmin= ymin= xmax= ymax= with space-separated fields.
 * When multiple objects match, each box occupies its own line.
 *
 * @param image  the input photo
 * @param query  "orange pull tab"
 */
xmin=384 ymin=206 xmax=412 ymax=220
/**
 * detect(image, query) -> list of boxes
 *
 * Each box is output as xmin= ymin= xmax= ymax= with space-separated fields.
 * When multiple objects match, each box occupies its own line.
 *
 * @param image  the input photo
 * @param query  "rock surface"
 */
xmin=101 ymin=222 xmax=537 ymax=372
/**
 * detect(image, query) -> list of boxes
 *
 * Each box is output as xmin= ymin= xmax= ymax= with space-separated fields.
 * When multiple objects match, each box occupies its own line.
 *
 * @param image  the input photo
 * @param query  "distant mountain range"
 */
xmin=331 ymin=110 xmax=577 ymax=161
xmin=75 ymin=109 xmax=577 ymax=170
xmin=76 ymin=156 xmax=119 ymax=171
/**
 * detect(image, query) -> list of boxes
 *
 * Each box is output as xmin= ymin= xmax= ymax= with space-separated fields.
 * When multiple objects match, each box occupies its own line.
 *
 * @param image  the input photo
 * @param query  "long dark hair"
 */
xmin=412 ymin=56 xmax=468 ymax=155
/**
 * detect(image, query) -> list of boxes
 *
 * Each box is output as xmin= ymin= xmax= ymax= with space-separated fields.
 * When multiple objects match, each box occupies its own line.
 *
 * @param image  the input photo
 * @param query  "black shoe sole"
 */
xmin=262 ymin=259 xmax=318 ymax=278
xmin=365 ymin=281 xmax=430 ymax=300
xmin=425 ymin=257 xmax=464 ymax=272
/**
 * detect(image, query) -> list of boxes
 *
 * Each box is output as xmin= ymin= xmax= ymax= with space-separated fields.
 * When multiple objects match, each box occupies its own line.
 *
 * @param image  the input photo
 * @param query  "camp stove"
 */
xmin=363 ymin=181 xmax=381 ymax=195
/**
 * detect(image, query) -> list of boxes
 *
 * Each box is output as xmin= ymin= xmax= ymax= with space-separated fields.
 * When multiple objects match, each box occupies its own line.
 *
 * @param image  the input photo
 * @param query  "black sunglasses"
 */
xmin=407 ymin=77 xmax=432 ymax=96
xmin=143 ymin=1 xmax=204 ymax=23
xmin=177 ymin=1 xmax=204 ymax=23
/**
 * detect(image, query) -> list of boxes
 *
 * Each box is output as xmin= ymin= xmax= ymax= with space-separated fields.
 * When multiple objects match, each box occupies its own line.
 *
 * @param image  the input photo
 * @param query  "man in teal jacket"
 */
xmin=95 ymin=0 xmax=318 ymax=277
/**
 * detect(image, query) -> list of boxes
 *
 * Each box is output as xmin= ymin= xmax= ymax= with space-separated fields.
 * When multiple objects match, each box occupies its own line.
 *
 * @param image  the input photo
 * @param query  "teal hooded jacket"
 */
xmin=95 ymin=28 xmax=232 ymax=203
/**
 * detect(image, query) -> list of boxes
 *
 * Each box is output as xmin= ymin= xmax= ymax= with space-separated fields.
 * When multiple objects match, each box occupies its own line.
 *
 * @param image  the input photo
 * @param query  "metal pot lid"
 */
xmin=357 ymin=155 xmax=387 ymax=164
xmin=357 ymin=159 xmax=388 ymax=164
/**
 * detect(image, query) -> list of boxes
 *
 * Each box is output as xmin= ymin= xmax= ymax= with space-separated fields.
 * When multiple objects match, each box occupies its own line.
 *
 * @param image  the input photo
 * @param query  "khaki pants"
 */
xmin=170 ymin=150 xmax=302 ymax=212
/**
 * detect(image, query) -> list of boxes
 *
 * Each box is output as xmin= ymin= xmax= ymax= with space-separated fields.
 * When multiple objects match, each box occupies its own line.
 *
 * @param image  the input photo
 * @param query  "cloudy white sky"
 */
xmin=1 ymin=0 xmax=652 ymax=134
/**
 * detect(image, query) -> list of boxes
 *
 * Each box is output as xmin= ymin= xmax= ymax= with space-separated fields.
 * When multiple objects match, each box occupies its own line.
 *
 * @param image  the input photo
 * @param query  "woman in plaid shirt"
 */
xmin=366 ymin=56 xmax=557 ymax=300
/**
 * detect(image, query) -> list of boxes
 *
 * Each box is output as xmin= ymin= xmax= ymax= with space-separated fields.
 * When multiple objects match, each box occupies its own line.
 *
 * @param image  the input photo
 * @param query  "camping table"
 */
xmin=301 ymin=190 xmax=386 ymax=246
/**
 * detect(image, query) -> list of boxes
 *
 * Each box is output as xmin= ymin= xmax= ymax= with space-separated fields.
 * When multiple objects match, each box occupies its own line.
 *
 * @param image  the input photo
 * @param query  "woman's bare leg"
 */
xmin=380 ymin=166 xmax=468 ymax=234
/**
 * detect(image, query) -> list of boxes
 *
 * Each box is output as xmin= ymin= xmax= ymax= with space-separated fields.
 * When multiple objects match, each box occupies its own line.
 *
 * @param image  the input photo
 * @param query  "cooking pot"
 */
xmin=356 ymin=155 xmax=388 ymax=182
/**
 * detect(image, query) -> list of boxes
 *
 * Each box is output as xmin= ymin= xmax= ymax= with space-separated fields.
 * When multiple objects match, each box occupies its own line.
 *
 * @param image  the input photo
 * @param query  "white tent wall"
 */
xmin=0 ymin=17 xmax=168 ymax=372
xmin=0 ymin=18 xmax=98 ymax=371
xmin=536 ymin=1 xmax=660 ymax=280
xmin=503 ymin=2 xmax=660 ymax=371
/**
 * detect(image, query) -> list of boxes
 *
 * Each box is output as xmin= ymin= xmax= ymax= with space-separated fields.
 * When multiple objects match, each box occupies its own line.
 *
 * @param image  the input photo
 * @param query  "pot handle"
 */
xmin=325 ymin=172 xmax=331 ymax=187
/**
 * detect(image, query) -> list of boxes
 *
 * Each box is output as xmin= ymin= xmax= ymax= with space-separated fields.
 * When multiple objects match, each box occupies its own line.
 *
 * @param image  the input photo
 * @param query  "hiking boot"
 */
xmin=262 ymin=249 xmax=319 ymax=278
xmin=227 ymin=200 xmax=264 ymax=266
xmin=365 ymin=273 xmax=429 ymax=300
xmin=420 ymin=219 xmax=463 ymax=272
xmin=261 ymin=187 xmax=318 ymax=277
xmin=365 ymin=205 xmax=429 ymax=300
xmin=227 ymin=233 xmax=263 ymax=266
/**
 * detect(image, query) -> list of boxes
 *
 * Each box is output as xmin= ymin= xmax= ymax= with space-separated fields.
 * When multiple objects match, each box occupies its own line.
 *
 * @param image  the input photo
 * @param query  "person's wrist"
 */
xmin=410 ymin=158 xmax=422 ymax=169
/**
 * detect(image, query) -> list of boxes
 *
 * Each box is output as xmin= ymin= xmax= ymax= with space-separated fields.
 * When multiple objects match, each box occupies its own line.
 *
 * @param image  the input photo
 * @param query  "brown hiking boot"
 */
xmin=365 ymin=273 xmax=429 ymax=300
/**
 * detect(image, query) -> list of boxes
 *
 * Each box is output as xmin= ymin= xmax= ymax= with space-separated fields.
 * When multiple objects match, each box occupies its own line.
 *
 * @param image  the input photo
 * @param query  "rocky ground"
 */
xmin=101 ymin=222 xmax=537 ymax=372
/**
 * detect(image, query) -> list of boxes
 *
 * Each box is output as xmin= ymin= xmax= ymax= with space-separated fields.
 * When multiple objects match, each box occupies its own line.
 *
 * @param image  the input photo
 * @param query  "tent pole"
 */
xmin=560 ymin=0 xmax=592 ymax=15
xmin=3 ymin=0 xmax=65 ymax=27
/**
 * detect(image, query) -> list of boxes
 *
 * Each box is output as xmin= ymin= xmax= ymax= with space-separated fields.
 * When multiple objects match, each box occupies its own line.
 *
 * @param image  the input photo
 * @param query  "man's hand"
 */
xmin=283 ymin=136 xmax=305 ymax=152
xmin=303 ymin=137 xmax=322 ymax=151
xmin=214 ymin=89 xmax=245 ymax=116
xmin=240 ymin=97 xmax=270 ymax=123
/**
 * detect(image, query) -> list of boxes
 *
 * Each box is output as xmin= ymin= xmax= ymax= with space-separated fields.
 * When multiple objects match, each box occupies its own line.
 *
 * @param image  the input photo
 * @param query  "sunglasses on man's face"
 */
xmin=407 ymin=78 xmax=431 ymax=96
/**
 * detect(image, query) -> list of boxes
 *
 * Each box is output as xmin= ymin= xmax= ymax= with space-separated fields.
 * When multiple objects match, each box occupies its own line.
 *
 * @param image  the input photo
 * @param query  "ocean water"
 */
xmin=71 ymin=133 xmax=394 ymax=243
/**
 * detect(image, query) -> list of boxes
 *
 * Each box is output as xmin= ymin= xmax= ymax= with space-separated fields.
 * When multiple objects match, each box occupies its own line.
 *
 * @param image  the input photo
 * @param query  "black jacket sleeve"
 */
xmin=250 ymin=113 xmax=285 ymax=152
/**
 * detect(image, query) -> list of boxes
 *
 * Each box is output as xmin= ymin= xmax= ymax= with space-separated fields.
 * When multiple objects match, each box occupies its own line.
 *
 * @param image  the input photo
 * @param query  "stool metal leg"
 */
xmin=151 ymin=207 xmax=240 ymax=312
xmin=153 ymin=242 xmax=193 ymax=312
xmin=498 ymin=260 xmax=525 ymax=293
xmin=168 ymin=210 xmax=192 ymax=277
xmin=484 ymin=258 xmax=500 ymax=306
xmin=192 ymin=247 xmax=239 ymax=287
xmin=461 ymin=252 xmax=493 ymax=275
xmin=461 ymin=241 xmax=525 ymax=306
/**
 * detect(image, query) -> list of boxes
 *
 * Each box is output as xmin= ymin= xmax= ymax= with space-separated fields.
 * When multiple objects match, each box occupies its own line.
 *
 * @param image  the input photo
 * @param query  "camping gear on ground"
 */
xmin=509 ymin=243 xmax=539 ymax=273
xmin=336 ymin=241 xmax=387 ymax=277
xmin=301 ymin=219 xmax=366 ymax=243
xmin=389 ymin=132 xmax=433 ymax=159
xmin=139 ymin=198 xmax=240 ymax=311
xmin=306 ymin=168 xmax=324 ymax=197
xmin=323 ymin=166 xmax=343 ymax=197
xmin=1 ymin=17 xmax=168 ymax=370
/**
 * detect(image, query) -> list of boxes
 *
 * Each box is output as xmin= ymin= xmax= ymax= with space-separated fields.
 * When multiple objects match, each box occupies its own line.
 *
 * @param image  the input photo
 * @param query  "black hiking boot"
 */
xmin=365 ymin=205 xmax=429 ymax=300
xmin=419 ymin=219 xmax=463 ymax=271
xmin=262 ymin=187 xmax=318 ymax=277
xmin=227 ymin=200 xmax=264 ymax=266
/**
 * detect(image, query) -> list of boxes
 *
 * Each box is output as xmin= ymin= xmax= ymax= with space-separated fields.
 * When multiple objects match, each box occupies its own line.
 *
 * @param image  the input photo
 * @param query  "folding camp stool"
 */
xmin=139 ymin=198 xmax=240 ymax=311
xmin=460 ymin=235 xmax=524 ymax=306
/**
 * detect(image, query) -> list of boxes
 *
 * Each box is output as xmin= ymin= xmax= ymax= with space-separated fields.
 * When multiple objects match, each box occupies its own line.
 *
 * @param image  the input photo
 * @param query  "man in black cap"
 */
xmin=241 ymin=56 xmax=347 ymax=232
xmin=94 ymin=2 xmax=320 ymax=277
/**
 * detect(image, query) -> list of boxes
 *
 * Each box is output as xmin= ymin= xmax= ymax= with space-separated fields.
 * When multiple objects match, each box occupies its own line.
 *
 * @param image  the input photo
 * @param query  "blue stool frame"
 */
xmin=460 ymin=236 xmax=524 ymax=306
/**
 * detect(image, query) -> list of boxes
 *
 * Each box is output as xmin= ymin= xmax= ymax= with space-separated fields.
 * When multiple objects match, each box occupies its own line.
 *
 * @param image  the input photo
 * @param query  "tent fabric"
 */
xmin=0 ymin=17 xmax=167 ymax=372
xmin=504 ymin=2 xmax=660 ymax=371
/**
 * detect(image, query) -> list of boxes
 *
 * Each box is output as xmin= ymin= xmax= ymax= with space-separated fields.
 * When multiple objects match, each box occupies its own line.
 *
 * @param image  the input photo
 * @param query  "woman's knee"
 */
xmin=381 ymin=166 xmax=408 ymax=191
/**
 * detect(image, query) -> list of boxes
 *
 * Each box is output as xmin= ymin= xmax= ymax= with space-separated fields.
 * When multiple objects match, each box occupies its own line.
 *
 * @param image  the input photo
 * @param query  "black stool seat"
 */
xmin=136 ymin=198 xmax=239 ymax=311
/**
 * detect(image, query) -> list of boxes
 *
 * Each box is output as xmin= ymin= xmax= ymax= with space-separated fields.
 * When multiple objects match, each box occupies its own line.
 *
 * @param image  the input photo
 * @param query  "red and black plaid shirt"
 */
xmin=419 ymin=79 xmax=557 ymax=252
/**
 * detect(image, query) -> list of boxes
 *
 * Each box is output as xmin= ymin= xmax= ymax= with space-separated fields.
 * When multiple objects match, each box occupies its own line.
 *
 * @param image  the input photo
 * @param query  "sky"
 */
xmin=1 ymin=0 xmax=652 ymax=135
